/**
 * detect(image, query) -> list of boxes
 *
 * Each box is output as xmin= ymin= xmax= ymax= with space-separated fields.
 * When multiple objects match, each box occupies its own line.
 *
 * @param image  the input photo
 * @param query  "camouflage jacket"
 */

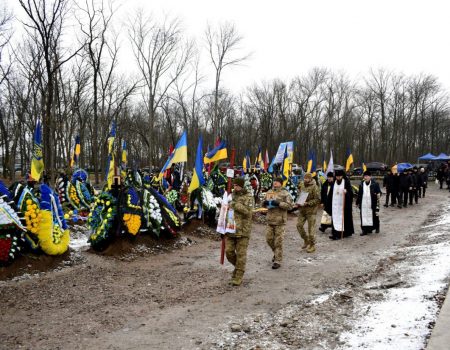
xmin=265 ymin=188 xmax=293 ymax=226
xmin=230 ymin=189 xmax=254 ymax=238
xmin=297 ymin=181 xmax=320 ymax=214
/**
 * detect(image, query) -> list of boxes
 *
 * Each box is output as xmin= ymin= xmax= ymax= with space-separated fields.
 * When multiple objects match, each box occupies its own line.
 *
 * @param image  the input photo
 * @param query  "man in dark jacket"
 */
xmin=398 ymin=171 xmax=411 ymax=208
xmin=419 ymin=167 xmax=428 ymax=197
xmin=356 ymin=171 xmax=382 ymax=235
xmin=437 ymin=166 xmax=445 ymax=189
xmin=383 ymin=170 xmax=395 ymax=207
xmin=412 ymin=167 xmax=422 ymax=204
xmin=408 ymin=169 xmax=417 ymax=206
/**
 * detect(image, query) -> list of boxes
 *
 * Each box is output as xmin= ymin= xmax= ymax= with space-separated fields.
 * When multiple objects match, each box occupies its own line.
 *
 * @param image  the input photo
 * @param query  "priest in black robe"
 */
xmin=325 ymin=169 xmax=354 ymax=240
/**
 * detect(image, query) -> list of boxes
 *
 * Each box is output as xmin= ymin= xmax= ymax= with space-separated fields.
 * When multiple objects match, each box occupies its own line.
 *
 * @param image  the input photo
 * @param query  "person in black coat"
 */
xmin=437 ymin=166 xmax=445 ymax=189
xmin=398 ymin=171 xmax=412 ymax=208
xmin=319 ymin=172 xmax=334 ymax=233
xmin=419 ymin=167 xmax=428 ymax=197
xmin=356 ymin=171 xmax=382 ymax=235
xmin=412 ymin=167 xmax=421 ymax=204
xmin=408 ymin=169 xmax=417 ymax=205
xmin=325 ymin=169 xmax=354 ymax=240
xmin=382 ymin=170 xmax=395 ymax=207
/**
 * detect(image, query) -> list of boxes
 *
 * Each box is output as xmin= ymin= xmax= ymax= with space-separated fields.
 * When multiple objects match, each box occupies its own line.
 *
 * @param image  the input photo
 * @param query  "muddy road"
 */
xmin=1 ymin=187 xmax=449 ymax=350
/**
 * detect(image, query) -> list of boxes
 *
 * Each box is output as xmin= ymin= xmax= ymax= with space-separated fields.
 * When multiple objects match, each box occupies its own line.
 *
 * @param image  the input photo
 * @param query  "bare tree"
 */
xmin=205 ymin=22 xmax=249 ymax=138
xmin=129 ymin=11 xmax=193 ymax=168
xmin=18 ymin=0 xmax=84 ymax=179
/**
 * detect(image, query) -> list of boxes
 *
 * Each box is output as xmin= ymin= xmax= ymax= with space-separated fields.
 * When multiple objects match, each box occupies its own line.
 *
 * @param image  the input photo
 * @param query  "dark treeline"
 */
xmin=0 ymin=0 xmax=449 ymax=183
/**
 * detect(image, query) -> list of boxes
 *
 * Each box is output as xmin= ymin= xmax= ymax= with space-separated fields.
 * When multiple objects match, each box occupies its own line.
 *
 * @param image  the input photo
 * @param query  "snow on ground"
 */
xmin=68 ymin=224 xmax=91 ymax=250
xmin=340 ymin=206 xmax=450 ymax=350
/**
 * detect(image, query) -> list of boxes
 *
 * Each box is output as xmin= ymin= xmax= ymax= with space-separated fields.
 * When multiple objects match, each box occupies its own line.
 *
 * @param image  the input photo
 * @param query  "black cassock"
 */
xmin=356 ymin=180 xmax=382 ymax=234
xmin=325 ymin=178 xmax=354 ymax=239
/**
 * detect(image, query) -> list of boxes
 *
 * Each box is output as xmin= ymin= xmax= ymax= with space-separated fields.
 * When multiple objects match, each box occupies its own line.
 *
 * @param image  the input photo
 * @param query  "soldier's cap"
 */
xmin=363 ymin=170 xmax=372 ymax=176
xmin=304 ymin=172 xmax=313 ymax=179
xmin=327 ymin=172 xmax=334 ymax=178
xmin=233 ymin=177 xmax=245 ymax=187
xmin=273 ymin=176 xmax=283 ymax=184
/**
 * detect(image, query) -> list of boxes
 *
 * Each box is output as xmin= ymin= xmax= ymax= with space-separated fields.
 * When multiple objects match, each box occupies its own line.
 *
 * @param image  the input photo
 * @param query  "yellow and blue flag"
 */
xmin=121 ymin=140 xmax=127 ymax=179
xmin=345 ymin=147 xmax=354 ymax=172
xmin=188 ymin=136 xmax=206 ymax=193
xmin=157 ymin=131 xmax=188 ymax=180
xmin=70 ymin=135 xmax=81 ymax=168
xmin=281 ymin=145 xmax=290 ymax=186
xmin=243 ymin=151 xmax=251 ymax=172
xmin=105 ymin=122 xmax=116 ymax=189
xmin=255 ymin=146 xmax=264 ymax=169
xmin=204 ymin=140 xmax=227 ymax=164
xmin=306 ymin=150 xmax=316 ymax=174
xmin=31 ymin=119 xmax=44 ymax=181
xmin=362 ymin=161 xmax=367 ymax=172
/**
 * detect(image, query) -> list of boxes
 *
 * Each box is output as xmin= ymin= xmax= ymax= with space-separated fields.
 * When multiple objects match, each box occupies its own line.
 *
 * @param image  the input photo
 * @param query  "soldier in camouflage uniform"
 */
xmin=296 ymin=172 xmax=321 ymax=253
xmin=263 ymin=177 xmax=293 ymax=269
xmin=226 ymin=177 xmax=254 ymax=286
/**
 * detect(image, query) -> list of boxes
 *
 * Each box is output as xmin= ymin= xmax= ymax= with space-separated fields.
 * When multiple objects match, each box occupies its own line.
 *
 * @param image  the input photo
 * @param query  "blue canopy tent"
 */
xmin=418 ymin=153 xmax=436 ymax=160
xmin=432 ymin=153 xmax=450 ymax=161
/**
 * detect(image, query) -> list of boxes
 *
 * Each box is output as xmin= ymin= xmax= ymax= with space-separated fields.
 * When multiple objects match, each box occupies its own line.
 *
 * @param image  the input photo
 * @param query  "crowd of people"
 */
xmin=382 ymin=166 xmax=429 ymax=208
xmin=224 ymin=166 xmax=434 ymax=286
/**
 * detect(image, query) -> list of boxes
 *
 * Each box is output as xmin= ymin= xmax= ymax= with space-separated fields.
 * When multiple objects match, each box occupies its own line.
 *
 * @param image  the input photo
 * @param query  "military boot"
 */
xmin=301 ymin=239 xmax=309 ymax=250
xmin=231 ymin=269 xmax=244 ymax=286
xmin=306 ymin=244 xmax=316 ymax=253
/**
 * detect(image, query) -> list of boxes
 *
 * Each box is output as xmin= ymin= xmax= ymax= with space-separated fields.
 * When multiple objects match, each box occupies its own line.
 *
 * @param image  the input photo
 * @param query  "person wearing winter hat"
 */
xmin=225 ymin=177 xmax=254 ymax=286
xmin=263 ymin=176 xmax=293 ymax=269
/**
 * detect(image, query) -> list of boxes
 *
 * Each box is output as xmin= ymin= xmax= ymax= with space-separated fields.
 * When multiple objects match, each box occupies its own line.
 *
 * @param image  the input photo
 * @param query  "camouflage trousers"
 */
xmin=297 ymin=211 xmax=317 ymax=245
xmin=225 ymin=236 xmax=250 ymax=276
xmin=266 ymin=225 xmax=285 ymax=263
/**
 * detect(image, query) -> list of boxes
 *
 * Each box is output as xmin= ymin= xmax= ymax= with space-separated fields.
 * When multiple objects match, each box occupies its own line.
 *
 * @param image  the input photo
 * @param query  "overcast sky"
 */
xmin=10 ymin=0 xmax=450 ymax=93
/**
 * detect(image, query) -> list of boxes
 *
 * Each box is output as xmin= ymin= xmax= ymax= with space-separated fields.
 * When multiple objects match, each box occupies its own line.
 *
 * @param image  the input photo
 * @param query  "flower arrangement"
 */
xmin=37 ymin=184 xmax=70 ymax=255
xmin=67 ymin=182 xmax=81 ymax=209
xmin=18 ymin=189 xmax=41 ymax=235
xmin=166 ymin=189 xmax=179 ymax=206
xmin=285 ymin=178 xmax=298 ymax=202
xmin=0 ymin=184 xmax=26 ymax=265
xmin=88 ymin=192 xmax=117 ymax=251
xmin=201 ymin=188 xmax=217 ymax=211
xmin=260 ymin=173 xmax=273 ymax=190
xmin=142 ymin=189 xmax=162 ymax=236
xmin=75 ymin=180 xmax=93 ymax=209
xmin=121 ymin=187 xmax=142 ymax=236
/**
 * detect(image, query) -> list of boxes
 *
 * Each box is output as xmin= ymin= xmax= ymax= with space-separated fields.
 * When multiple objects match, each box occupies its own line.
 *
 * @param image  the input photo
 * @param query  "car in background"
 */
xmin=365 ymin=162 xmax=388 ymax=175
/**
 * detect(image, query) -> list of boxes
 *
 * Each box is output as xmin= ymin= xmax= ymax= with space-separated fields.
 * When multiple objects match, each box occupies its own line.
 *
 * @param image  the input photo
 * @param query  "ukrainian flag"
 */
xmin=243 ymin=151 xmax=251 ymax=172
xmin=306 ymin=150 xmax=316 ymax=174
xmin=31 ymin=119 xmax=44 ymax=181
xmin=322 ymin=151 xmax=327 ymax=172
xmin=157 ymin=131 xmax=188 ymax=180
xmin=362 ymin=162 xmax=367 ymax=172
xmin=188 ymin=136 xmax=206 ymax=193
xmin=121 ymin=140 xmax=127 ymax=179
xmin=281 ymin=145 xmax=290 ymax=186
xmin=204 ymin=140 xmax=227 ymax=164
xmin=255 ymin=146 xmax=263 ymax=169
xmin=345 ymin=147 xmax=354 ymax=172
xmin=105 ymin=122 xmax=116 ymax=189
xmin=70 ymin=136 xmax=81 ymax=168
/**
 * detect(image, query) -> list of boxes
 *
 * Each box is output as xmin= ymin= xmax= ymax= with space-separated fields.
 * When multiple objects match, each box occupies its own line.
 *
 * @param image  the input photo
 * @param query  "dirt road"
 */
xmin=1 ymin=186 xmax=449 ymax=349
